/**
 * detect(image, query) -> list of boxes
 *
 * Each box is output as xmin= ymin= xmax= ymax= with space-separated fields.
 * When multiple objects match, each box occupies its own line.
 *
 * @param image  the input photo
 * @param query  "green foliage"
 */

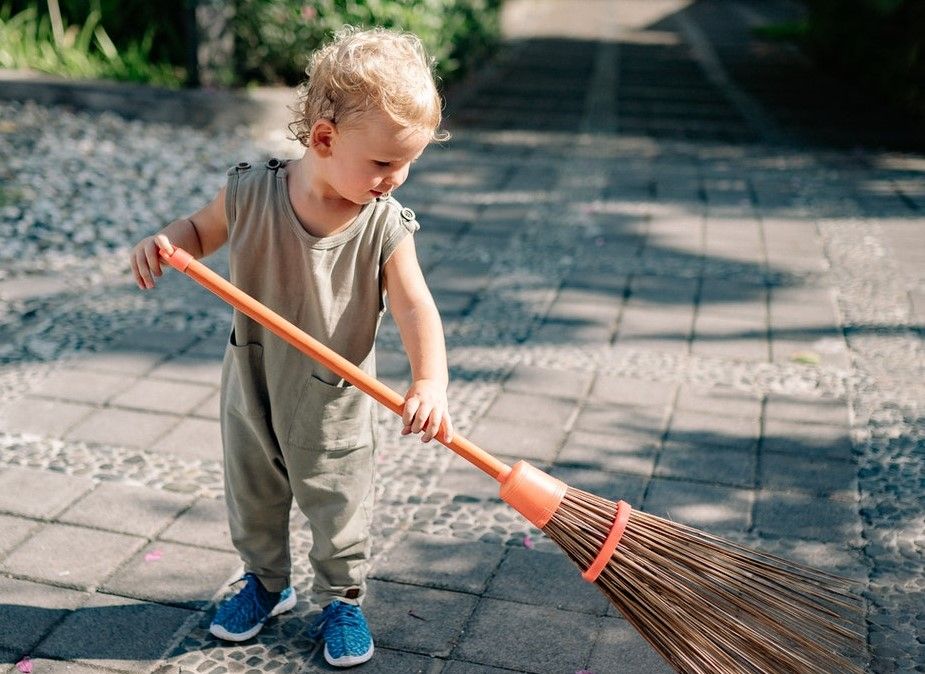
xmin=804 ymin=0 xmax=925 ymax=114
xmin=1 ymin=0 xmax=501 ymax=90
xmin=0 ymin=2 xmax=184 ymax=86
xmin=233 ymin=0 xmax=503 ymax=87
xmin=751 ymin=20 xmax=808 ymax=43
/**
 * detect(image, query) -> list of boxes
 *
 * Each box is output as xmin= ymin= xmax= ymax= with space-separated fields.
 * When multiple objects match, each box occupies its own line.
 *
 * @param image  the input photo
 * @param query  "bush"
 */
xmin=233 ymin=0 xmax=503 ymax=87
xmin=3 ymin=0 xmax=501 ymax=89
xmin=804 ymin=0 xmax=925 ymax=114
xmin=0 ymin=2 xmax=185 ymax=86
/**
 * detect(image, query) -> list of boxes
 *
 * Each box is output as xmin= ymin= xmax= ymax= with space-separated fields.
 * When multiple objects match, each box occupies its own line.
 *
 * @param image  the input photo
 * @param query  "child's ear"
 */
xmin=310 ymin=119 xmax=336 ymax=157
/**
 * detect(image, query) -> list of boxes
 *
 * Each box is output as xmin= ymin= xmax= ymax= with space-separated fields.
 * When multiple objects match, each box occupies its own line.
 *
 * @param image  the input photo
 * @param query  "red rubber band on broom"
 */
xmin=582 ymin=500 xmax=631 ymax=582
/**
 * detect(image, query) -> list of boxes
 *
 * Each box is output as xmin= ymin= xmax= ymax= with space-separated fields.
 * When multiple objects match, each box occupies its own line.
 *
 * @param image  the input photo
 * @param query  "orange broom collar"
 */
xmin=582 ymin=500 xmax=631 ymax=582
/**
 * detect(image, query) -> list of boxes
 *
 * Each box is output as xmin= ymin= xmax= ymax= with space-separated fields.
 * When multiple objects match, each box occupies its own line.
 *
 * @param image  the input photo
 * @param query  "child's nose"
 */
xmin=385 ymin=165 xmax=410 ymax=188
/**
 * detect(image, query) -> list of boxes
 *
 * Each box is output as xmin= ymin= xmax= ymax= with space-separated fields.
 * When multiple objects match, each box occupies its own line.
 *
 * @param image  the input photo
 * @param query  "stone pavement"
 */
xmin=1 ymin=1 xmax=924 ymax=673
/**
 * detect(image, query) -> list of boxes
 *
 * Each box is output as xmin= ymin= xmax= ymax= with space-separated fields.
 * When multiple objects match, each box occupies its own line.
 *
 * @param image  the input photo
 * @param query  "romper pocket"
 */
xmin=287 ymin=375 xmax=373 ymax=451
xmin=223 ymin=329 xmax=268 ymax=418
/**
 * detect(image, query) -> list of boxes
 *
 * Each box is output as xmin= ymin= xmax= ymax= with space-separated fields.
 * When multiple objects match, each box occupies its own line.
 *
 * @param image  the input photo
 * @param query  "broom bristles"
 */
xmin=543 ymin=487 xmax=866 ymax=674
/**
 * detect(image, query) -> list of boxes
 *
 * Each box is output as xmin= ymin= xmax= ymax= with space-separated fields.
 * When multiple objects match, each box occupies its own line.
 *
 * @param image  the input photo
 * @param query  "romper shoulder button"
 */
xmin=399 ymin=207 xmax=416 ymax=221
xmin=236 ymin=161 xmax=251 ymax=170
xmin=266 ymin=158 xmax=281 ymax=170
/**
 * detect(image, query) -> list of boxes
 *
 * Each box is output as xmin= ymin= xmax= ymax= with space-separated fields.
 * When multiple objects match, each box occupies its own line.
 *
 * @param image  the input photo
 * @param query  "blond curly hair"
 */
xmin=289 ymin=26 xmax=448 ymax=146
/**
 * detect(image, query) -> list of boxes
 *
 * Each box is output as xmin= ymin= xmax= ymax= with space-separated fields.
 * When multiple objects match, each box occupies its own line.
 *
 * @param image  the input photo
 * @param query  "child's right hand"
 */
xmin=130 ymin=234 xmax=175 ymax=290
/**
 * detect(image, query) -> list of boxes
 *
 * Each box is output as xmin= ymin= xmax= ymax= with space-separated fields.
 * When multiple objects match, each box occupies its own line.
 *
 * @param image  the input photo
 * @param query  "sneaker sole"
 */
xmin=324 ymin=643 xmax=374 ymax=668
xmin=209 ymin=588 xmax=298 ymax=642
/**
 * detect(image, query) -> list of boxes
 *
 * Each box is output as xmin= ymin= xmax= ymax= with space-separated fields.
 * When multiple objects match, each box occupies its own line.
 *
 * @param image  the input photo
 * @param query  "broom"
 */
xmin=158 ymin=246 xmax=866 ymax=674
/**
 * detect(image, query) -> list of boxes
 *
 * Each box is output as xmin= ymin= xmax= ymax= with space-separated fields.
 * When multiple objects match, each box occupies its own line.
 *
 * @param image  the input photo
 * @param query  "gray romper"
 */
xmin=220 ymin=158 xmax=418 ymax=605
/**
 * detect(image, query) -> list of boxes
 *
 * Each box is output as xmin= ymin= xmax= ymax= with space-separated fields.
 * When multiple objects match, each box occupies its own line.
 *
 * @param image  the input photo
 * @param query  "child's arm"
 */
xmin=130 ymin=187 xmax=228 ymax=289
xmin=383 ymin=235 xmax=454 ymax=444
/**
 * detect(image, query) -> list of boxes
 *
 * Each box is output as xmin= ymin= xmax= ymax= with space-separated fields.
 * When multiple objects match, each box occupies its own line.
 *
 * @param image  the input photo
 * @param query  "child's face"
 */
xmin=323 ymin=110 xmax=431 ymax=205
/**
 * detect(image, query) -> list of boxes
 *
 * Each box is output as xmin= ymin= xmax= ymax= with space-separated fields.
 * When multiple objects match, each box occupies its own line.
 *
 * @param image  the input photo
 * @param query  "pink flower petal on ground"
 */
xmin=523 ymin=534 xmax=534 ymax=549
xmin=144 ymin=550 xmax=163 ymax=562
xmin=16 ymin=657 xmax=33 ymax=673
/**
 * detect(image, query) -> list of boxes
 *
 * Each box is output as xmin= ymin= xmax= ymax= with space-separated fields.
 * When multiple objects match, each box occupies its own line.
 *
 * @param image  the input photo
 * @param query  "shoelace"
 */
xmin=216 ymin=575 xmax=271 ymax=624
xmin=308 ymin=603 xmax=365 ymax=640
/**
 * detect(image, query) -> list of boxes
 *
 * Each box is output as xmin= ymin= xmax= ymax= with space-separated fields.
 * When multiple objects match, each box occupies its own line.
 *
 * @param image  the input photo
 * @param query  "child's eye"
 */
xmin=373 ymin=160 xmax=391 ymax=167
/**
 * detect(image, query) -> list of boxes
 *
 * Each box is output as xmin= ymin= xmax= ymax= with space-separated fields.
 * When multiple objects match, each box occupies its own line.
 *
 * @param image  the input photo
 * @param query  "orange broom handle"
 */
xmin=159 ymin=246 xmax=512 ymax=483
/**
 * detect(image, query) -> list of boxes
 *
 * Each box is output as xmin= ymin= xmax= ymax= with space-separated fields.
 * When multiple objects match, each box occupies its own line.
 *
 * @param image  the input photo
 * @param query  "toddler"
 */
xmin=130 ymin=26 xmax=454 ymax=668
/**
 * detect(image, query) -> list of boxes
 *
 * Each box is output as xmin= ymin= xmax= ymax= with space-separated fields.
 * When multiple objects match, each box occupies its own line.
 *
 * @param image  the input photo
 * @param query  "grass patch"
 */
xmin=0 ymin=2 xmax=184 ymax=87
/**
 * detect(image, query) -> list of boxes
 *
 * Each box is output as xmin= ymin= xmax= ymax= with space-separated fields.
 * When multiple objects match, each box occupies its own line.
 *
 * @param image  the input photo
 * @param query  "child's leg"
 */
xmin=288 ymin=440 xmax=375 ymax=605
xmin=222 ymin=401 xmax=294 ymax=591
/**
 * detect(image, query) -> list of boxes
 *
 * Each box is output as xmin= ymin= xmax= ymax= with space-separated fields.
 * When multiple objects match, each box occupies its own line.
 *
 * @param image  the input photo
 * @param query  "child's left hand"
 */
xmin=402 ymin=379 xmax=454 ymax=443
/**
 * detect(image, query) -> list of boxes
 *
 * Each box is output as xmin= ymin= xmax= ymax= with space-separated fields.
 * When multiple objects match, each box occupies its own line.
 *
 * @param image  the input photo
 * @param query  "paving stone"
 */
xmin=5 ymin=659 xmax=113 ymax=674
xmin=666 ymin=410 xmax=759 ymax=452
xmin=698 ymin=279 xmax=768 ymax=321
xmin=192 ymin=390 xmax=221 ymax=419
xmin=35 ymin=592 xmax=197 ymax=672
xmin=442 ymin=661 xmax=518 ymax=674
xmin=183 ymin=334 xmax=228 ymax=359
xmin=0 ymin=513 xmax=39 ymax=556
xmin=545 ymin=293 xmax=620 ymax=325
xmin=643 ymin=478 xmax=752 ymax=535
xmin=655 ymin=442 xmax=755 ymax=488
xmin=675 ymin=385 xmax=762 ymax=419
xmin=531 ymin=318 xmax=613 ymax=346
xmin=371 ymin=532 xmax=505 ymax=594
xmin=2 ymin=523 xmax=145 ymax=590
xmin=0 ymin=397 xmax=94 ymax=438
xmin=159 ymin=497 xmax=234 ymax=551
xmin=467 ymin=416 xmax=565 ymax=464
xmin=452 ymin=598 xmax=598 ymax=673
xmin=68 ymin=350 xmax=165 ymax=377
xmin=762 ymin=419 xmax=854 ymax=460
xmin=616 ymin=307 xmax=693 ymax=348
xmin=108 ymin=327 xmax=200 ymax=355
xmin=548 ymin=465 xmax=647 ymax=506
xmin=588 ymin=616 xmax=675 ymax=674
xmin=26 ymin=369 xmax=134 ymax=405
xmin=58 ymin=483 xmax=195 ymax=538
xmin=306 ymin=648 xmax=439 ymax=673
xmin=483 ymin=390 xmax=577 ymax=429
xmin=65 ymin=408 xmax=180 ymax=449
xmin=0 ymin=466 xmax=95 ymax=518
xmin=574 ymin=402 xmax=668 ymax=437
xmin=148 ymin=356 xmax=223 ymax=385
xmin=589 ymin=375 xmax=676 ymax=408
xmin=362 ymin=580 xmax=478 ymax=657
xmin=434 ymin=455 xmax=503 ymax=502
xmin=484 ymin=547 xmax=608 ymax=614
xmin=557 ymin=429 xmax=657 ymax=476
xmin=149 ymin=417 xmax=223 ymax=463
xmin=109 ymin=379 xmax=215 ymax=416
xmin=690 ymin=312 xmax=769 ymax=362
xmin=101 ymin=542 xmax=240 ymax=609
xmin=503 ymin=364 xmax=593 ymax=400
xmin=754 ymin=491 xmax=862 ymax=543
xmin=760 ymin=451 xmax=857 ymax=499
xmin=764 ymin=394 xmax=849 ymax=426
xmin=0 ymin=576 xmax=89 ymax=652
xmin=630 ymin=275 xmax=698 ymax=305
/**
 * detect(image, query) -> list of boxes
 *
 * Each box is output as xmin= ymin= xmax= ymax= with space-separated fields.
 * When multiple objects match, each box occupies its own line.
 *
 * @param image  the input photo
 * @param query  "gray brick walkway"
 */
xmin=2 ymin=1 xmax=924 ymax=673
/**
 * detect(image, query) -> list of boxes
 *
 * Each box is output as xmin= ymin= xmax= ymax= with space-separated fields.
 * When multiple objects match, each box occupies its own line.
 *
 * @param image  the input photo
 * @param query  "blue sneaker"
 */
xmin=308 ymin=600 xmax=374 ymax=667
xmin=209 ymin=573 xmax=296 ymax=641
